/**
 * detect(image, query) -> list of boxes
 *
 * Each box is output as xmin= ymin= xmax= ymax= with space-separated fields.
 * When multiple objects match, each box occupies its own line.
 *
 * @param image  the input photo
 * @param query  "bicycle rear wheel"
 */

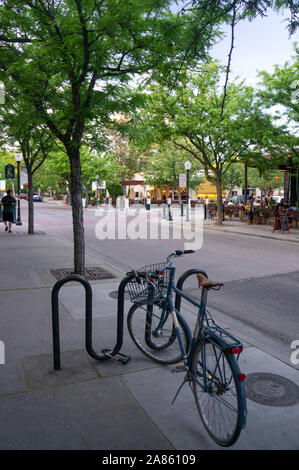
xmin=127 ymin=303 xmax=189 ymax=365
xmin=191 ymin=338 xmax=246 ymax=447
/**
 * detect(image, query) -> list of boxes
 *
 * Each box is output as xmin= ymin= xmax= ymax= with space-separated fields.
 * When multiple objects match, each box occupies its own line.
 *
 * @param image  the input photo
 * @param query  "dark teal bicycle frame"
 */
xmin=149 ymin=265 xmax=246 ymax=410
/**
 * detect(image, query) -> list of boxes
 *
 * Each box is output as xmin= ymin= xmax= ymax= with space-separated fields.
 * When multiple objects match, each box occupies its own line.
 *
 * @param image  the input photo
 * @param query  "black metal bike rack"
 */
xmin=51 ymin=273 xmax=133 ymax=370
xmin=175 ymin=268 xmax=208 ymax=312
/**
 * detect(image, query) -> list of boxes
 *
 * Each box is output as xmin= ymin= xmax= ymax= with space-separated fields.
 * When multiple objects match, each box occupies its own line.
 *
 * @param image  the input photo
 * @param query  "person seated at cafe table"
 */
xmin=268 ymin=197 xmax=276 ymax=206
xmin=261 ymin=197 xmax=268 ymax=207
xmin=275 ymin=198 xmax=289 ymax=216
xmin=253 ymin=198 xmax=262 ymax=206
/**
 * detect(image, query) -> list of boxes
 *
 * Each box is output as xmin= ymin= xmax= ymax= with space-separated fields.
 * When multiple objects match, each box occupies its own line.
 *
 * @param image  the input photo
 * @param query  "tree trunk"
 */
xmin=215 ymin=174 xmax=223 ymax=225
xmin=85 ymin=184 xmax=89 ymax=208
xmin=68 ymin=148 xmax=85 ymax=275
xmin=244 ymin=163 xmax=248 ymax=205
xmin=27 ymin=171 xmax=34 ymax=235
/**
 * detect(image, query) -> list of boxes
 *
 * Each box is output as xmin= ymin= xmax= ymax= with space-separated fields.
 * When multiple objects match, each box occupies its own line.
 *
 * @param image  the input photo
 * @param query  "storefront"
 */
xmin=196 ymin=181 xmax=225 ymax=202
xmin=279 ymin=158 xmax=299 ymax=207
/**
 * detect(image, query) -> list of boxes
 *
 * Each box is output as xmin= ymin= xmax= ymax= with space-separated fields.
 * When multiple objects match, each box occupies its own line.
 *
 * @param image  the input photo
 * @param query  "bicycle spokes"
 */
xmin=192 ymin=340 xmax=246 ymax=446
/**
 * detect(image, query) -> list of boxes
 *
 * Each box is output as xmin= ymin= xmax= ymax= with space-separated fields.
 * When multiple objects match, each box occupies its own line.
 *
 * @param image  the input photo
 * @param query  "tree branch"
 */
xmin=220 ymin=2 xmax=237 ymax=118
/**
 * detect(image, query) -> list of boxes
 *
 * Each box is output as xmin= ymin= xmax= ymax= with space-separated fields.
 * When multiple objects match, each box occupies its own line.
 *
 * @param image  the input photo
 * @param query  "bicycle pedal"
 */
xmin=171 ymin=365 xmax=186 ymax=373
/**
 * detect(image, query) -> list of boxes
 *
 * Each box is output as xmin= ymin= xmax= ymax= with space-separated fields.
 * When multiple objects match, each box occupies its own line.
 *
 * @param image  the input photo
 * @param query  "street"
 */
xmin=21 ymin=200 xmax=299 ymax=365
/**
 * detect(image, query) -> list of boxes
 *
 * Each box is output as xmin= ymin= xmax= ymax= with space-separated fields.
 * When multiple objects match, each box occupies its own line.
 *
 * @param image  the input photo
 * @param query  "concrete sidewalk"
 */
xmin=0 ymin=228 xmax=298 ymax=450
xmin=202 ymin=218 xmax=299 ymax=244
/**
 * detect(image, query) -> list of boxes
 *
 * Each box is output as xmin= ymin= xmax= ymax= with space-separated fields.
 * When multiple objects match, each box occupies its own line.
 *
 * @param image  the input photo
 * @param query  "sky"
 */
xmin=211 ymin=9 xmax=298 ymax=86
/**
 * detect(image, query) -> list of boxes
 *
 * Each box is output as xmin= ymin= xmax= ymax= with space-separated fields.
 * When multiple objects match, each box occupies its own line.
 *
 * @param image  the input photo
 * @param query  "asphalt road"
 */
xmin=21 ymin=201 xmax=299 ymax=360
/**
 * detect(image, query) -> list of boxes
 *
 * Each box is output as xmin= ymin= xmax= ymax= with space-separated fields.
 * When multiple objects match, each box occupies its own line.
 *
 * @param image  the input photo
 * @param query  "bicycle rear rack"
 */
xmin=51 ymin=273 xmax=133 ymax=370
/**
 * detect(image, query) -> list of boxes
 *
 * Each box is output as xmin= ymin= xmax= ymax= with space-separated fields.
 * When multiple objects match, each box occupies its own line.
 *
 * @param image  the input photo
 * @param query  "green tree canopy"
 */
xmin=131 ymin=62 xmax=282 ymax=222
xmin=0 ymin=0 xmax=222 ymax=272
xmin=258 ymin=48 xmax=299 ymax=161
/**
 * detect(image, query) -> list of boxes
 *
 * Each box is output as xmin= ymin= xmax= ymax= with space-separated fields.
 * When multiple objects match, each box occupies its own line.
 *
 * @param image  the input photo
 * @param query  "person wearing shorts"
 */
xmin=1 ymin=189 xmax=16 ymax=233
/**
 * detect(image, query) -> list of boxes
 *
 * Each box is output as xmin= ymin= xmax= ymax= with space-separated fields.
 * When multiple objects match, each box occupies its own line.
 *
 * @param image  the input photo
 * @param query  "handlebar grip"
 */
xmin=174 ymin=250 xmax=195 ymax=256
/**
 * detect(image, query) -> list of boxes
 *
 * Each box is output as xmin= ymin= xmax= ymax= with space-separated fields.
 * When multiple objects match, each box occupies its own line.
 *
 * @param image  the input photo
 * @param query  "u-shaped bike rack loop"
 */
xmin=51 ymin=268 xmax=208 ymax=371
xmin=51 ymin=273 xmax=135 ymax=370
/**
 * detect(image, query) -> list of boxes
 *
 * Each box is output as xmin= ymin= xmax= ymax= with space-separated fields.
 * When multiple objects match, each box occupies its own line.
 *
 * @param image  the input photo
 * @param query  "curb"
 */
xmin=202 ymin=225 xmax=299 ymax=244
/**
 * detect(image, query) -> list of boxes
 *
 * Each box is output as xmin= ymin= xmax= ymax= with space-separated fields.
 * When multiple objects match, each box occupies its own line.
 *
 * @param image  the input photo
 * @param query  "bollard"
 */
xmin=250 ymin=205 xmax=253 ymax=224
xmin=168 ymin=203 xmax=173 ymax=221
xmin=162 ymin=203 xmax=167 ymax=219
xmin=119 ymin=196 xmax=125 ymax=211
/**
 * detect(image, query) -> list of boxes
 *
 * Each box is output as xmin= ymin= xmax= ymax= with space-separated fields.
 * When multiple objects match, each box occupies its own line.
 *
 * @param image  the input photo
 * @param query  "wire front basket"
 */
xmin=126 ymin=263 xmax=170 ymax=304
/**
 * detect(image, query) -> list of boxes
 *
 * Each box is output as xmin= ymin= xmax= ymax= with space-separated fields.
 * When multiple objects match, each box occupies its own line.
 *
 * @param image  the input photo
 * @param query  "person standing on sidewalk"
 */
xmin=0 ymin=189 xmax=16 ymax=233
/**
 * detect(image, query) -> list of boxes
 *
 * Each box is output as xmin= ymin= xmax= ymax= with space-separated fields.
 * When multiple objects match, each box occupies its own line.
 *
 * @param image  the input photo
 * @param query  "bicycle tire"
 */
xmin=127 ymin=303 xmax=190 ymax=365
xmin=191 ymin=337 xmax=246 ymax=447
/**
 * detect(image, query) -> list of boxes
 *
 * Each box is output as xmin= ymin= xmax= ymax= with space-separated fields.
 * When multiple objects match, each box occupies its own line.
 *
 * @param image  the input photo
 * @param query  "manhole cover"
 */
xmin=109 ymin=290 xmax=130 ymax=300
xmin=50 ymin=267 xmax=115 ymax=281
xmin=245 ymin=373 xmax=299 ymax=407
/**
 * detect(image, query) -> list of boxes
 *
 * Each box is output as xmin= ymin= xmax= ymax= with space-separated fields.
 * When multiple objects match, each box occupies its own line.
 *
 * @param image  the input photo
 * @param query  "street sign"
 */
xmin=5 ymin=164 xmax=15 ymax=179
xmin=21 ymin=166 xmax=28 ymax=185
xmin=179 ymin=173 xmax=186 ymax=188
xmin=92 ymin=180 xmax=106 ymax=190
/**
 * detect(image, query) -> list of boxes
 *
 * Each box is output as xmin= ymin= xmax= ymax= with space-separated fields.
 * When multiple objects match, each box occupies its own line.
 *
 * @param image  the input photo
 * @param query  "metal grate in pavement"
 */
xmin=50 ymin=266 xmax=116 ymax=281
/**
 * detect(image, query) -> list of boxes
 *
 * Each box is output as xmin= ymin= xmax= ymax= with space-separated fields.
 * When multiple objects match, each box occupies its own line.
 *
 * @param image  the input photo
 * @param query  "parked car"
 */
xmin=271 ymin=196 xmax=283 ymax=204
xmin=20 ymin=193 xmax=28 ymax=199
xmin=236 ymin=195 xmax=254 ymax=204
xmin=32 ymin=194 xmax=42 ymax=202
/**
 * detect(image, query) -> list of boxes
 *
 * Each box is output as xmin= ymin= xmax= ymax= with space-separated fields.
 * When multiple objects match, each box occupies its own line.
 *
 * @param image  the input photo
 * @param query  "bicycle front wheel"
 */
xmin=127 ymin=303 xmax=189 ymax=365
xmin=192 ymin=338 xmax=246 ymax=447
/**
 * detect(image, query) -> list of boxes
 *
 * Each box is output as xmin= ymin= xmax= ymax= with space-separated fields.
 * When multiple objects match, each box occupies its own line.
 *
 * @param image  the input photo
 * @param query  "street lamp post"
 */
xmin=14 ymin=153 xmax=23 ymax=226
xmin=96 ymin=174 xmax=99 ymax=208
xmin=185 ymin=160 xmax=191 ymax=222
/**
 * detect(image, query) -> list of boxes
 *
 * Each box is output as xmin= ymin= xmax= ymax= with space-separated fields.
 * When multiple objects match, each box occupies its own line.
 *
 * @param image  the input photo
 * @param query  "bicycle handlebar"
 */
xmin=174 ymin=250 xmax=195 ymax=256
xmin=152 ymin=250 xmax=196 ymax=274
xmin=129 ymin=250 xmax=195 ymax=281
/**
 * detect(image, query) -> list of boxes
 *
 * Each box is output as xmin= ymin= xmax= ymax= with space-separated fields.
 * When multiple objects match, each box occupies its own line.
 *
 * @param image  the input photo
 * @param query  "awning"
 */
xmin=120 ymin=180 xmax=144 ymax=185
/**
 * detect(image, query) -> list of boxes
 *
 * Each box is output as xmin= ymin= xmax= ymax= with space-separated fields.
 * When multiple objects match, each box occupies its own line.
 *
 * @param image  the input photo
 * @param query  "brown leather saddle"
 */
xmin=197 ymin=273 xmax=224 ymax=289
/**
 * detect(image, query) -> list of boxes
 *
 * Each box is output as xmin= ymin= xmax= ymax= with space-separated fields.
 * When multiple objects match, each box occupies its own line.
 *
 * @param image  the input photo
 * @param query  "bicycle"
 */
xmin=126 ymin=250 xmax=247 ymax=447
